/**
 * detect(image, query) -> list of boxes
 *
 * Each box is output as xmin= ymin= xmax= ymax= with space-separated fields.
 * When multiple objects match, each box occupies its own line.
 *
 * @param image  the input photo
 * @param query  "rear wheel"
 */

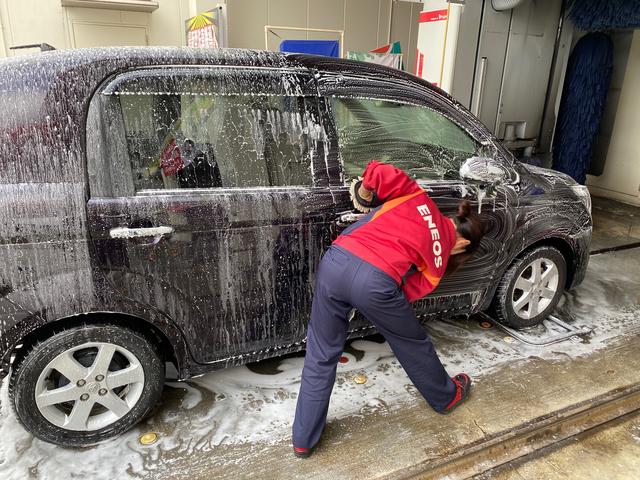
xmin=491 ymin=246 xmax=567 ymax=328
xmin=9 ymin=324 xmax=164 ymax=447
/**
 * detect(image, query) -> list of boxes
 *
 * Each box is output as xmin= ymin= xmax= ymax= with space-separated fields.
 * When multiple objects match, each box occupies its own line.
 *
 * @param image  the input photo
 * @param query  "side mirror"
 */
xmin=459 ymin=156 xmax=512 ymax=185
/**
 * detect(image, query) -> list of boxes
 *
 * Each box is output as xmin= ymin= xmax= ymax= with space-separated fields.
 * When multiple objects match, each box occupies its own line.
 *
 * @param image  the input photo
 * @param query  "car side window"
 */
xmin=91 ymin=70 xmax=322 ymax=193
xmin=331 ymin=97 xmax=478 ymax=181
xmin=121 ymin=93 xmax=319 ymax=191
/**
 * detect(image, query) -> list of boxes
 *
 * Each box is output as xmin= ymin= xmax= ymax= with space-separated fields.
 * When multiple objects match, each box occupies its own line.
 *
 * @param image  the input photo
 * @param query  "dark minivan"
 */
xmin=0 ymin=47 xmax=591 ymax=446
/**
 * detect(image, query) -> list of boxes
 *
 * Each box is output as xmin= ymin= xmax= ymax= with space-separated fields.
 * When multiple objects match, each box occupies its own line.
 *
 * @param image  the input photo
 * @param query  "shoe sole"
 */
xmin=293 ymin=448 xmax=314 ymax=459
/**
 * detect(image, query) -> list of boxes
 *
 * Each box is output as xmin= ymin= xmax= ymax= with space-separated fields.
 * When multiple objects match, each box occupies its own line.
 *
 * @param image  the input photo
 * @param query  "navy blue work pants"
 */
xmin=292 ymin=245 xmax=456 ymax=449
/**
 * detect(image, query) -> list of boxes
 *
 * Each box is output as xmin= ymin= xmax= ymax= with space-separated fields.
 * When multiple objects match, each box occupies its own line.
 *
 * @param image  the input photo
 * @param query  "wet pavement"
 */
xmin=1 ymin=199 xmax=639 ymax=480
xmin=591 ymin=196 xmax=640 ymax=251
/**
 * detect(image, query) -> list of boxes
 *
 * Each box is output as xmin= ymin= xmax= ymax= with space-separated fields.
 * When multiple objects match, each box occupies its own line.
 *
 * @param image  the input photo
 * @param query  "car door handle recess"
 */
xmin=109 ymin=226 xmax=174 ymax=239
xmin=98 ymin=213 xmax=130 ymax=219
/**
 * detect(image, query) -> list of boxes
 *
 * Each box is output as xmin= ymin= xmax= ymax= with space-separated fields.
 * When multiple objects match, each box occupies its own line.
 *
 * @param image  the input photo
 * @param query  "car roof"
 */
xmin=0 ymin=47 xmax=291 ymax=90
xmin=0 ymin=46 xmax=445 ymax=99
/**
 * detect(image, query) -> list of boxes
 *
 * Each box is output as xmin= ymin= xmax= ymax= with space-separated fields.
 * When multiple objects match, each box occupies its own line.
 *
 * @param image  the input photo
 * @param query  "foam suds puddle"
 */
xmin=1 ymin=248 xmax=639 ymax=479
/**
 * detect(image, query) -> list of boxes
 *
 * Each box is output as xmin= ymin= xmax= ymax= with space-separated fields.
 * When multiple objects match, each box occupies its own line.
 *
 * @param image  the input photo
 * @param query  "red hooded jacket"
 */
xmin=333 ymin=161 xmax=457 ymax=302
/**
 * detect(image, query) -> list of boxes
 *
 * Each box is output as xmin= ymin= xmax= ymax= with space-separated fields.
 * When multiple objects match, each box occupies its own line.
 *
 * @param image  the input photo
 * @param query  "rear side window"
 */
xmin=88 ymin=68 xmax=323 ymax=194
xmin=331 ymin=97 xmax=477 ymax=181
xmin=120 ymin=94 xmax=318 ymax=190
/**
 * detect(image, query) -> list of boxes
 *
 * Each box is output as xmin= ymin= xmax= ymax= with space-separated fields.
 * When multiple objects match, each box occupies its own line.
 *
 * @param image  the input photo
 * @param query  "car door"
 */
xmin=85 ymin=65 xmax=335 ymax=364
xmin=318 ymin=73 xmax=518 ymax=321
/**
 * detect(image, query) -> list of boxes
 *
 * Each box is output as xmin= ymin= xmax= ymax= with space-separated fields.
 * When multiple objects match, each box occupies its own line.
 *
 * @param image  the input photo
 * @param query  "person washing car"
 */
xmin=292 ymin=160 xmax=485 ymax=458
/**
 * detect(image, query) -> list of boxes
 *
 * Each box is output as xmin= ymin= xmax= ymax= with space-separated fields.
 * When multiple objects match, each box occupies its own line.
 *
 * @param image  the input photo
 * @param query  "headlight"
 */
xmin=571 ymin=185 xmax=592 ymax=215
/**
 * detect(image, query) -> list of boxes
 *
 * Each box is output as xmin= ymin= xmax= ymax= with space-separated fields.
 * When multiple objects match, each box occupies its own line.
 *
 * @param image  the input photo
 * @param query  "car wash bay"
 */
xmin=1 ymin=0 xmax=640 ymax=479
xmin=0 ymin=196 xmax=639 ymax=478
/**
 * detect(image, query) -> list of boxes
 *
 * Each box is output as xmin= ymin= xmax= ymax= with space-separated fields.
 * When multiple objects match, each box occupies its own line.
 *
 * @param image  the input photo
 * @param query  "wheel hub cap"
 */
xmin=86 ymin=382 xmax=100 ymax=395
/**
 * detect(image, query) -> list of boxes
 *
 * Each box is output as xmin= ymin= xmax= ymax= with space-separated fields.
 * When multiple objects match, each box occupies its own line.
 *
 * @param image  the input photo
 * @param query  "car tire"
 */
xmin=491 ymin=246 xmax=567 ymax=329
xmin=9 ymin=324 xmax=164 ymax=447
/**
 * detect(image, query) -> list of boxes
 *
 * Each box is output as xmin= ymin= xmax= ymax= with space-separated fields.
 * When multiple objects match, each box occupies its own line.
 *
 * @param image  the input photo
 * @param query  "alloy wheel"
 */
xmin=34 ymin=342 xmax=145 ymax=431
xmin=511 ymin=257 xmax=560 ymax=320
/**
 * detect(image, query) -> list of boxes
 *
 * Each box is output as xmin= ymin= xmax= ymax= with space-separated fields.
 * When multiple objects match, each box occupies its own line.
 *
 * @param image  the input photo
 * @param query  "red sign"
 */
xmin=419 ymin=9 xmax=449 ymax=23
xmin=416 ymin=50 xmax=425 ymax=77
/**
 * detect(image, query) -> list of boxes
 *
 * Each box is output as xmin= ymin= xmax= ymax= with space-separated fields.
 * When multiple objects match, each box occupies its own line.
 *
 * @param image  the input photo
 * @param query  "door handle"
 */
xmin=336 ymin=212 xmax=366 ymax=227
xmin=339 ymin=213 xmax=365 ymax=223
xmin=98 ymin=213 xmax=130 ymax=220
xmin=109 ymin=226 xmax=174 ymax=239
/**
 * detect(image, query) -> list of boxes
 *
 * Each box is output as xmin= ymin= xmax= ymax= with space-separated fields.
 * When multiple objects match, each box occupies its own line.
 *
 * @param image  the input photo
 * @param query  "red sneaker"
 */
xmin=293 ymin=445 xmax=314 ymax=459
xmin=440 ymin=373 xmax=472 ymax=414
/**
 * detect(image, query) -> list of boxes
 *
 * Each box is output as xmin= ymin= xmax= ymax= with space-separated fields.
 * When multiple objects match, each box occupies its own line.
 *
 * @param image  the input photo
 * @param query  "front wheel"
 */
xmin=491 ymin=246 xmax=567 ymax=328
xmin=9 ymin=324 xmax=164 ymax=447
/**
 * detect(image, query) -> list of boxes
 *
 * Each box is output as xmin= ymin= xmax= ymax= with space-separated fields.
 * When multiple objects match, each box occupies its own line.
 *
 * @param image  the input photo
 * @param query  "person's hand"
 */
xmin=358 ymin=183 xmax=373 ymax=202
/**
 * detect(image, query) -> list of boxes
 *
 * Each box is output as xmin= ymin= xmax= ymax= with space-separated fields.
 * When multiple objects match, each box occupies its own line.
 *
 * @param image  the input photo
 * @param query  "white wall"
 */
xmin=587 ymin=30 xmax=640 ymax=206
xmin=0 ymin=0 xmax=193 ymax=54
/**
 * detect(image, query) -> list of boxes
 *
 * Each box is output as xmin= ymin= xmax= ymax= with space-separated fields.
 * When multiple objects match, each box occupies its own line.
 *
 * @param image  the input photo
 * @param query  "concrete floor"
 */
xmin=477 ymin=412 xmax=640 ymax=480
xmin=591 ymin=196 xmax=640 ymax=251
xmin=1 ymin=198 xmax=639 ymax=480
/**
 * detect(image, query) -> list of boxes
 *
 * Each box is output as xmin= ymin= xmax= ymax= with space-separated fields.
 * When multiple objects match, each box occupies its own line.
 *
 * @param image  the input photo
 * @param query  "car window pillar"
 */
xmin=86 ymin=93 xmax=135 ymax=198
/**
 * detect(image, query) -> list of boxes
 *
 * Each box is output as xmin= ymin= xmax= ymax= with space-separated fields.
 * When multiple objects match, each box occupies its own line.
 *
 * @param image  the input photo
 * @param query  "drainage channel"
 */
xmin=590 ymin=241 xmax=640 ymax=256
xmin=474 ymin=409 xmax=640 ymax=478
xmin=386 ymin=384 xmax=640 ymax=480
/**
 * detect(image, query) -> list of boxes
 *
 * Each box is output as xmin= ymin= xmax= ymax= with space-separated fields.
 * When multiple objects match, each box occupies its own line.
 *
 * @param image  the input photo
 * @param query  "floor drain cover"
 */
xmin=354 ymin=374 xmax=367 ymax=384
xmin=139 ymin=432 xmax=158 ymax=445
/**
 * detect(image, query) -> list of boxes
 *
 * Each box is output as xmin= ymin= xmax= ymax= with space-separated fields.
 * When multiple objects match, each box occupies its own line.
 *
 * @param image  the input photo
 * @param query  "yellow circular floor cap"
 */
xmin=353 ymin=373 xmax=367 ymax=384
xmin=139 ymin=432 xmax=158 ymax=445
